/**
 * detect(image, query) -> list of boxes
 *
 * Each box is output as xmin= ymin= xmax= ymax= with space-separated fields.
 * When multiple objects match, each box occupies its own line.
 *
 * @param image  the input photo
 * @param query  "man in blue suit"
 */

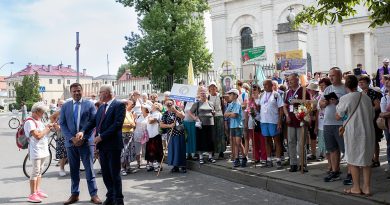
xmin=60 ymin=83 xmax=102 ymax=205
xmin=78 ymin=84 xmax=126 ymax=205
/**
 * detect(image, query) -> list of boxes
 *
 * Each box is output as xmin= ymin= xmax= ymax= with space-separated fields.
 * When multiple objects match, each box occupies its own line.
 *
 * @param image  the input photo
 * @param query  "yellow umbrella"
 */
xmin=187 ymin=58 xmax=195 ymax=85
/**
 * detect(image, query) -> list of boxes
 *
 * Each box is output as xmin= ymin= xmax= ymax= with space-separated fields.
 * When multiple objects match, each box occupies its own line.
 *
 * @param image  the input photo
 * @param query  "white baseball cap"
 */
xmin=226 ymin=89 xmax=239 ymax=95
xmin=383 ymin=58 xmax=390 ymax=63
xmin=209 ymin=81 xmax=217 ymax=87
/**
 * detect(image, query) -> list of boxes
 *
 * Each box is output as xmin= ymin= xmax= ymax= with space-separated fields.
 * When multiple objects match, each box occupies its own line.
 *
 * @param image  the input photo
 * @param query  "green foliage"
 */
xmin=294 ymin=0 xmax=390 ymax=28
xmin=117 ymin=0 xmax=212 ymax=87
xmin=117 ymin=64 xmax=132 ymax=80
xmin=15 ymin=72 xmax=41 ymax=105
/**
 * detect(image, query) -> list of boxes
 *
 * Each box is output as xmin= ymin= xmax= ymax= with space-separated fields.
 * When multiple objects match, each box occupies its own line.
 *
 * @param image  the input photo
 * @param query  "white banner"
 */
xmin=169 ymin=83 xmax=198 ymax=102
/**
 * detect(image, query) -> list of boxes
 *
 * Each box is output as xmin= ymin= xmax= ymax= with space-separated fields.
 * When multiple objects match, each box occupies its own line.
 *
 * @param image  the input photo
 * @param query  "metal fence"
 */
xmin=65 ymin=64 xmax=277 ymax=99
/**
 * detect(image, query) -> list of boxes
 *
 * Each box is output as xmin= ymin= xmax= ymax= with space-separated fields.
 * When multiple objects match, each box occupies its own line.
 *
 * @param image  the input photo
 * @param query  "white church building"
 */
xmin=208 ymin=0 xmax=390 ymax=76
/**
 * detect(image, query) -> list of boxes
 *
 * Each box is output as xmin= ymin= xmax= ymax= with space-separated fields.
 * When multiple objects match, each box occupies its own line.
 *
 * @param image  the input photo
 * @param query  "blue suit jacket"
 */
xmin=82 ymin=99 xmax=126 ymax=150
xmin=59 ymin=99 xmax=96 ymax=148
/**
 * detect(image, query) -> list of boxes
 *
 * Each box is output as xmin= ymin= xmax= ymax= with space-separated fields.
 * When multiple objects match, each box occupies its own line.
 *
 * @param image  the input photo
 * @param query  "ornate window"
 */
xmin=241 ymin=27 xmax=253 ymax=50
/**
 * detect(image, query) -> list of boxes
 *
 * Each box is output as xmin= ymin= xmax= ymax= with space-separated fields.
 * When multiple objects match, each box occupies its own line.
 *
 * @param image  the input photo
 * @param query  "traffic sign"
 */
xmin=39 ymin=86 xmax=46 ymax=93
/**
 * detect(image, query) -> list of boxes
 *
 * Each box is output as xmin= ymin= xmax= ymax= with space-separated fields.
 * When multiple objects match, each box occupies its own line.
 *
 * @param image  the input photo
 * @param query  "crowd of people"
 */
xmin=23 ymin=58 xmax=390 ymax=203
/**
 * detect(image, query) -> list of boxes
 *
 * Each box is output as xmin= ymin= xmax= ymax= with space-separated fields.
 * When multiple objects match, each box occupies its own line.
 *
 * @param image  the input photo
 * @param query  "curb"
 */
xmin=187 ymin=161 xmax=386 ymax=205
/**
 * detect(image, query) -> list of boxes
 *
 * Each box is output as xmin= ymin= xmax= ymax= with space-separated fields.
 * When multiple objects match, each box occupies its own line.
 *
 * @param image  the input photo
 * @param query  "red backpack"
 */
xmin=16 ymin=118 xmax=37 ymax=150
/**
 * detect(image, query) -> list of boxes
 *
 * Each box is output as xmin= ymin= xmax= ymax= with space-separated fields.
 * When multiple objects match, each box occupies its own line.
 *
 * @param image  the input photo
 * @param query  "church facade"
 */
xmin=208 ymin=0 xmax=390 ymax=76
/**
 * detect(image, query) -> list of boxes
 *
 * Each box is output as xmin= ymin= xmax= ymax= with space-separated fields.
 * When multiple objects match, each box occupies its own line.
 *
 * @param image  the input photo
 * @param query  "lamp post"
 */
xmin=0 ymin=62 xmax=14 ymax=70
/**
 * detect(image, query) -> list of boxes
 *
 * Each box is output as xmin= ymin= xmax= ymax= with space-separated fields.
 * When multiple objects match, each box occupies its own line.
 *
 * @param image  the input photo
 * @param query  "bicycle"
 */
xmin=9 ymin=110 xmax=21 ymax=129
xmin=22 ymin=132 xmax=98 ymax=178
xmin=23 ymin=132 xmax=57 ymax=178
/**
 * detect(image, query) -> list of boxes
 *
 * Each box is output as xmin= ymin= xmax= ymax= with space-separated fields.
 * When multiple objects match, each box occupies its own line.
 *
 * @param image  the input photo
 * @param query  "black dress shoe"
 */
xmin=102 ymin=199 xmax=115 ymax=205
xmin=115 ymin=199 xmax=124 ymax=205
xmin=171 ymin=166 xmax=179 ymax=173
xmin=289 ymin=165 xmax=298 ymax=172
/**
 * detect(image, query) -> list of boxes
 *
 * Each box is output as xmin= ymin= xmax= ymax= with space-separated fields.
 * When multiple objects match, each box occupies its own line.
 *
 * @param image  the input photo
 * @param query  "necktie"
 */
xmin=73 ymin=101 xmax=79 ymax=130
xmin=96 ymin=104 xmax=107 ymax=134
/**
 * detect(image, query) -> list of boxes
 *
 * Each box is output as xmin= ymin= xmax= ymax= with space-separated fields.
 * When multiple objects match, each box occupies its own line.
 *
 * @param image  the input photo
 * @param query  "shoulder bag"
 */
xmin=339 ymin=93 xmax=362 ymax=137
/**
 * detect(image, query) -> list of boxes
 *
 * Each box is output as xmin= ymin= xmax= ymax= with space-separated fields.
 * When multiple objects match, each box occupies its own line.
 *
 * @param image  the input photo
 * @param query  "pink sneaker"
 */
xmin=36 ymin=190 xmax=48 ymax=198
xmin=27 ymin=193 xmax=42 ymax=203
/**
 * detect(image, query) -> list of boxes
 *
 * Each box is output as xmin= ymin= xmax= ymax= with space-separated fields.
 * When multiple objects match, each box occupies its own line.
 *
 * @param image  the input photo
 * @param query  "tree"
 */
xmin=294 ymin=0 xmax=390 ymax=28
xmin=117 ymin=0 xmax=212 ymax=90
xmin=15 ymin=72 xmax=40 ymax=105
xmin=117 ymin=63 xmax=132 ymax=80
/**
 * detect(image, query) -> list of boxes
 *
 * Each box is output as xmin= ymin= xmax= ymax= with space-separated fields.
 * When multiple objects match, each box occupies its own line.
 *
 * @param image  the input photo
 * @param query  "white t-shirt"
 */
xmin=24 ymin=119 xmax=50 ymax=160
xmin=259 ymin=91 xmax=284 ymax=124
xmin=317 ymin=100 xmax=325 ymax=130
xmin=132 ymin=99 xmax=143 ymax=116
xmin=380 ymin=95 xmax=390 ymax=112
xmin=147 ymin=111 xmax=162 ymax=138
xmin=237 ymin=91 xmax=249 ymax=120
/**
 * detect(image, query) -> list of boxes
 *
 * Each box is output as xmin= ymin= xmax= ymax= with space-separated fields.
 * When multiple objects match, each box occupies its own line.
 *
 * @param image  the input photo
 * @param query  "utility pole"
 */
xmin=107 ymin=54 xmax=110 ymax=75
xmin=76 ymin=32 xmax=80 ymax=83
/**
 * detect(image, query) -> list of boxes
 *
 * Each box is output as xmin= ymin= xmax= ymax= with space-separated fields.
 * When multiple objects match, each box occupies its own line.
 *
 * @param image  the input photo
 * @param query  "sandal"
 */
xmin=371 ymin=161 xmax=380 ymax=168
xmin=343 ymin=188 xmax=362 ymax=196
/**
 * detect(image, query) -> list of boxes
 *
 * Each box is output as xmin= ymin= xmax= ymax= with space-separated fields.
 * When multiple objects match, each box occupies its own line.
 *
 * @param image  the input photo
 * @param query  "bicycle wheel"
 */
xmin=9 ymin=118 xmax=20 ymax=129
xmin=23 ymin=149 xmax=52 ymax=179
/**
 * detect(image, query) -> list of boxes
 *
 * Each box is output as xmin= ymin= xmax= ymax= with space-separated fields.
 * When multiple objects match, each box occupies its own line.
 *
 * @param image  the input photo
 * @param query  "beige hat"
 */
xmin=384 ymin=58 xmax=390 ymax=63
xmin=307 ymin=83 xmax=319 ymax=92
xmin=242 ymin=83 xmax=250 ymax=89
xmin=226 ymin=88 xmax=239 ymax=95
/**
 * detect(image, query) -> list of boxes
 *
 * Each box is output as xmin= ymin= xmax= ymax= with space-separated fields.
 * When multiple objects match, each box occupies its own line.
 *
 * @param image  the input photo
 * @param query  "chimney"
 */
xmin=27 ymin=62 xmax=32 ymax=68
xmin=82 ymin=69 xmax=86 ymax=76
xmin=68 ymin=65 xmax=71 ymax=68
xmin=48 ymin=64 xmax=51 ymax=72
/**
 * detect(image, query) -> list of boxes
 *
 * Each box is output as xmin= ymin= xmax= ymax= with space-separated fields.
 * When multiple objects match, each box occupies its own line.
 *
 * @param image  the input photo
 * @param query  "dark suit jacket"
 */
xmin=59 ymin=99 xmax=96 ymax=148
xmin=82 ymin=99 xmax=126 ymax=150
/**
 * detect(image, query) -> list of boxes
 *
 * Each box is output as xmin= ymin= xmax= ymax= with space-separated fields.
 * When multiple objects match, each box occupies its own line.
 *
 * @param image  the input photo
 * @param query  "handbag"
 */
xmin=376 ymin=117 xmax=387 ymax=130
xmin=140 ymin=130 xmax=149 ymax=145
xmin=339 ymin=93 xmax=362 ymax=137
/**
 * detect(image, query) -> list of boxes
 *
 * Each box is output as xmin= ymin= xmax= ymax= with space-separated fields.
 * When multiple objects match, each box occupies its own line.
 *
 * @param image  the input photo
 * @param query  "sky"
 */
xmin=0 ymin=0 xmax=213 ymax=77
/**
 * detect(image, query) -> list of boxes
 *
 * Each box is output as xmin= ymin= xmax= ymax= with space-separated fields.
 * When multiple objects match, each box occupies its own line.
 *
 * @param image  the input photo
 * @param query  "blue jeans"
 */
xmin=385 ymin=130 xmax=390 ymax=165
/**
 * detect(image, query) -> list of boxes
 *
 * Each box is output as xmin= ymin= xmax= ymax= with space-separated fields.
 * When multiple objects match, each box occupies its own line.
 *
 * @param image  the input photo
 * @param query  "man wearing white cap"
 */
xmin=224 ymin=89 xmax=247 ymax=167
xmin=375 ymin=58 xmax=390 ymax=88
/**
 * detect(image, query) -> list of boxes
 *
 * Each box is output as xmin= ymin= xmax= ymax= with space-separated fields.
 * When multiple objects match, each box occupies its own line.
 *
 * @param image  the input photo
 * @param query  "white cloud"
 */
xmin=0 ymin=0 xmax=138 ymax=77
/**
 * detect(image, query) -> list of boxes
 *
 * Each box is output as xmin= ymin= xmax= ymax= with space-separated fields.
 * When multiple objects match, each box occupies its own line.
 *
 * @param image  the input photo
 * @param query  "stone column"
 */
xmin=344 ymin=34 xmax=352 ymax=70
xmin=364 ymin=32 xmax=373 ymax=74
xmin=261 ymin=3 xmax=275 ymax=64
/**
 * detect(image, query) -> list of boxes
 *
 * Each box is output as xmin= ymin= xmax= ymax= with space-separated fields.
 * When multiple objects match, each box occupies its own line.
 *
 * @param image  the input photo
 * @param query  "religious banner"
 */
xmin=221 ymin=75 xmax=235 ymax=94
xmin=169 ymin=83 xmax=198 ymax=102
xmin=241 ymin=46 xmax=266 ymax=64
xmin=275 ymin=50 xmax=307 ymax=76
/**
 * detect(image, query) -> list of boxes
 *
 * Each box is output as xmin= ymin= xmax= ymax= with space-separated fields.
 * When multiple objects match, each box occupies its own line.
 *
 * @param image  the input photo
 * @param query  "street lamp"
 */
xmin=0 ymin=62 xmax=14 ymax=70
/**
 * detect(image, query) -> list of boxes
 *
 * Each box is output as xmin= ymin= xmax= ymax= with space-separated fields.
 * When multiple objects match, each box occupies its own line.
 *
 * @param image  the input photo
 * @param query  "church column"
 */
xmin=364 ymin=32 xmax=373 ymax=74
xmin=261 ymin=3 xmax=274 ymax=64
xmin=344 ymin=34 xmax=352 ymax=70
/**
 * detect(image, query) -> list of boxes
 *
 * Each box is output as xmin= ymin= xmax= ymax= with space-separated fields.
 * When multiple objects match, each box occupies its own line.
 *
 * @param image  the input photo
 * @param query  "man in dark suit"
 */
xmin=59 ymin=83 xmax=102 ymax=205
xmin=78 ymin=85 xmax=126 ymax=205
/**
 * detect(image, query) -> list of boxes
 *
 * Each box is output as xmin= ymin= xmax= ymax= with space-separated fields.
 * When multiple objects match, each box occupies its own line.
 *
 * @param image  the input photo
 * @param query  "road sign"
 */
xmin=39 ymin=86 xmax=46 ymax=93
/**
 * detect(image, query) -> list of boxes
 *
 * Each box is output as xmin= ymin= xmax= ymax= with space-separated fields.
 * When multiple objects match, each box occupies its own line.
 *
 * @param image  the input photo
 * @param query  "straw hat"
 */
xmin=307 ymin=83 xmax=319 ymax=92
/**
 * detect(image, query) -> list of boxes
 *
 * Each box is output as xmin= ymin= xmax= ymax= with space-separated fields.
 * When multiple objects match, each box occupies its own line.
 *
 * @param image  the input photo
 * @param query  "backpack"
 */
xmin=16 ymin=118 xmax=37 ymax=150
